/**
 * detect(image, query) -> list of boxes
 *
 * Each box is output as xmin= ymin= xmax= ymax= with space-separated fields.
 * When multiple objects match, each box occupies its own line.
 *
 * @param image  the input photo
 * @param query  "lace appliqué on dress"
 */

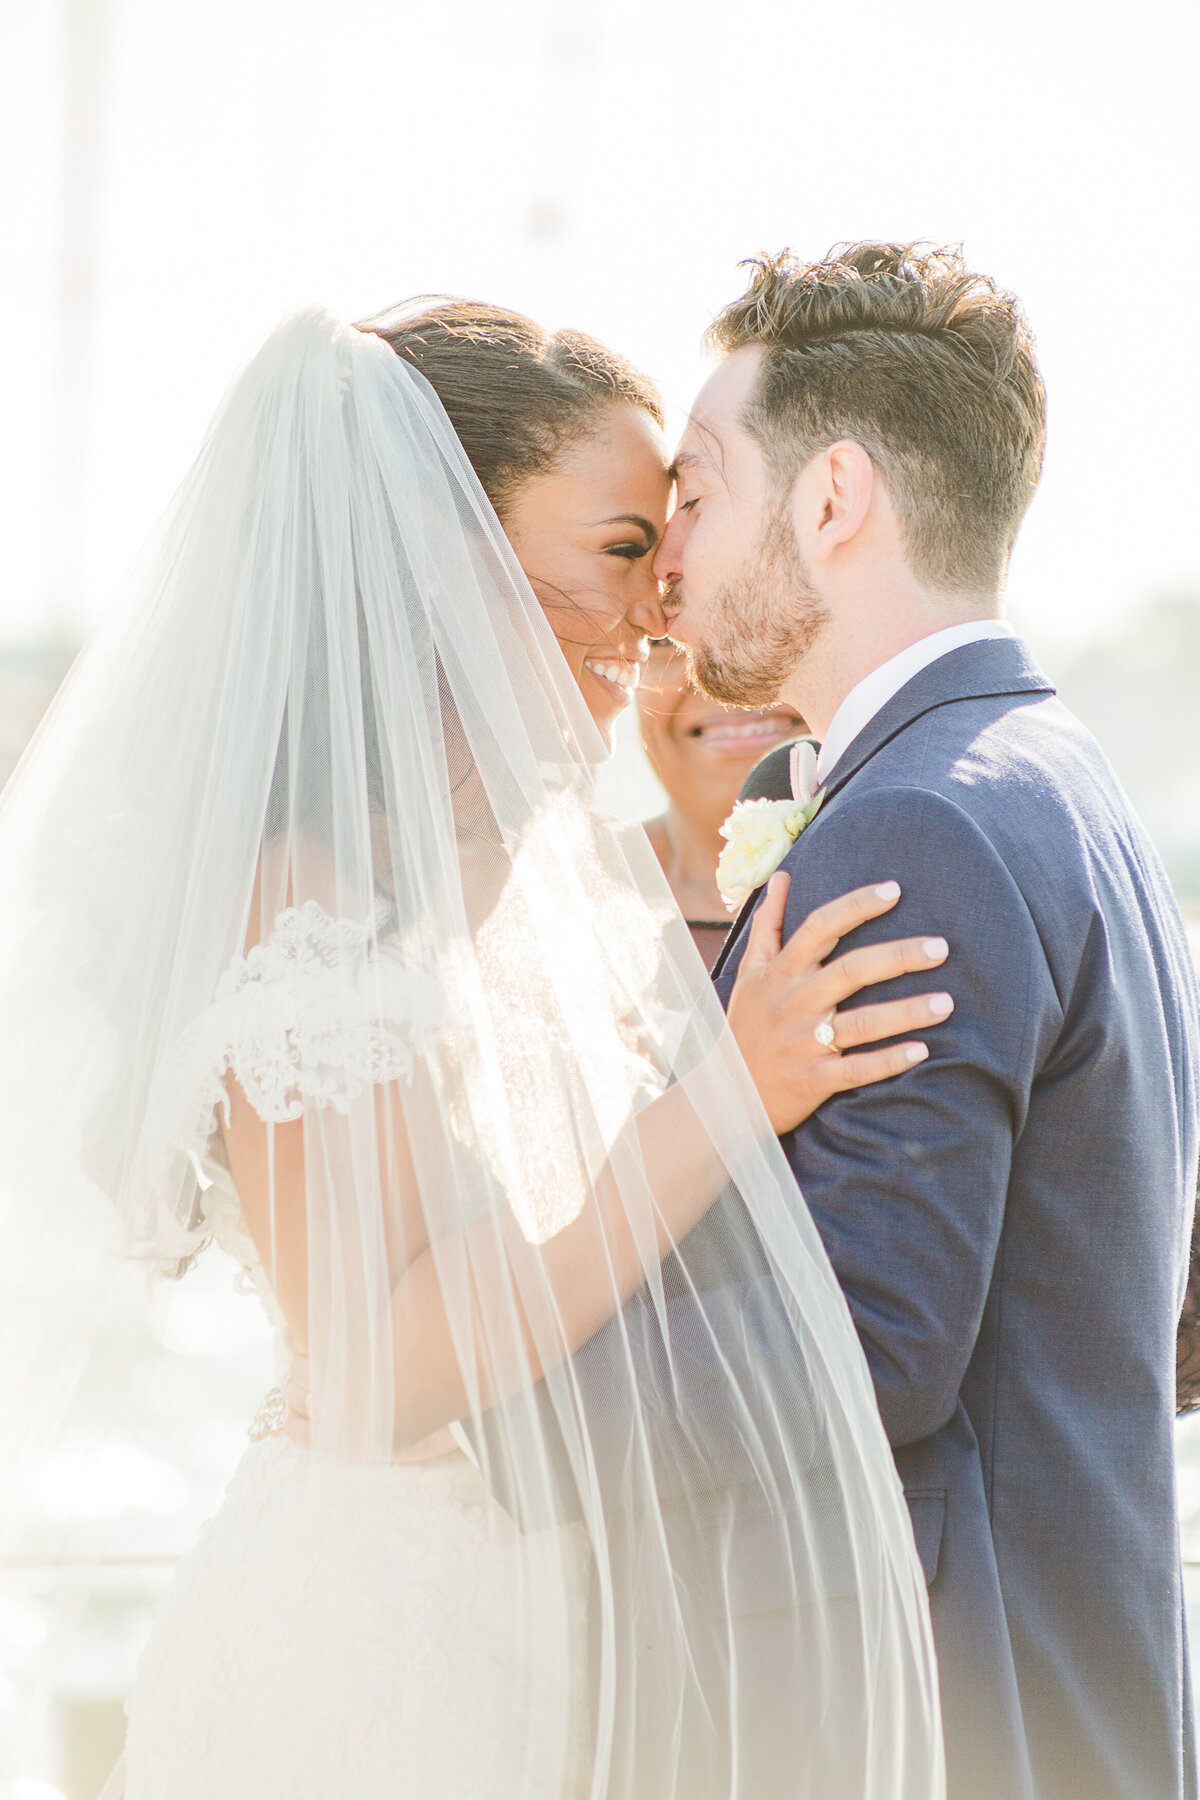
xmin=143 ymin=900 xmax=443 ymax=1266
xmin=204 ymin=899 xmax=441 ymax=1125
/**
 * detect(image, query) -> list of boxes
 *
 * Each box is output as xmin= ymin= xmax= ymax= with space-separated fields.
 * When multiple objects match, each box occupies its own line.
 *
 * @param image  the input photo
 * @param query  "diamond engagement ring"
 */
xmin=814 ymin=1013 xmax=839 ymax=1053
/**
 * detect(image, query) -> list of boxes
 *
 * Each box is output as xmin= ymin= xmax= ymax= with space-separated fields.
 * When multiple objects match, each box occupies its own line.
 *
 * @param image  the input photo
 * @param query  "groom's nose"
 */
xmin=652 ymin=515 xmax=683 ymax=588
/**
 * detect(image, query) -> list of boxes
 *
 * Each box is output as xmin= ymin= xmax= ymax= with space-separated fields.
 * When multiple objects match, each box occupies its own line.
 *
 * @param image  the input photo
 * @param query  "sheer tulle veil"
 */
xmin=0 ymin=310 xmax=943 ymax=1796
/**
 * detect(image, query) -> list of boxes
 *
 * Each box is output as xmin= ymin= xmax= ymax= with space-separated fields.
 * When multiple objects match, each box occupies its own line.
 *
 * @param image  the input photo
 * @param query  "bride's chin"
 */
xmin=594 ymin=716 xmax=619 ymax=755
xmin=577 ymin=692 xmax=623 ymax=753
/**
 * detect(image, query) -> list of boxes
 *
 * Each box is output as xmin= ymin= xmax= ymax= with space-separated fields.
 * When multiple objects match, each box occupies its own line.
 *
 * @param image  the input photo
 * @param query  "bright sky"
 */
xmin=2 ymin=0 xmax=1197 ymax=649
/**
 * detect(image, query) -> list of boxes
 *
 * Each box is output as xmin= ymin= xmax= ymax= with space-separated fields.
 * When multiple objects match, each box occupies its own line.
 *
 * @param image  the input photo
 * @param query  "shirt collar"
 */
xmin=815 ymin=619 xmax=1016 ymax=784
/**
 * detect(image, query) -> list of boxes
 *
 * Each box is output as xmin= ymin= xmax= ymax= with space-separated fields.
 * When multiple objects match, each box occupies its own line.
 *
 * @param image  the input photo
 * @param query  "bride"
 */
xmin=0 ymin=305 xmax=948 ymax=1798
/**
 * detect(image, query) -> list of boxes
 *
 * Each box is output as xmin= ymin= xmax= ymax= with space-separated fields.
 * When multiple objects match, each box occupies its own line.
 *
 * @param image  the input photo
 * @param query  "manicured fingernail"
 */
xmin=906 ymin=1043 xmax=929 ymax=1064
xmin=928 ymin=993 xmax=954 ymax=1016
xmin=923 ymin=938 xmax=948 ymax=960
xmin=875 ymin=882 xmax=901 ymax=901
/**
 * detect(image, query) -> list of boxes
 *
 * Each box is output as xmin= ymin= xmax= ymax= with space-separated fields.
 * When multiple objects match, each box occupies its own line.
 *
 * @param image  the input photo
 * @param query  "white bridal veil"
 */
xmin=0 ymin=311 xmax=943 ymax=1797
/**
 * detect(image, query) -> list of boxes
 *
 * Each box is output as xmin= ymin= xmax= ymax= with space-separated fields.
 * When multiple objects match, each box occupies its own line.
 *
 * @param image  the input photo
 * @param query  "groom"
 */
xmin=654 ymin=242 xmax=1200 ymax=1800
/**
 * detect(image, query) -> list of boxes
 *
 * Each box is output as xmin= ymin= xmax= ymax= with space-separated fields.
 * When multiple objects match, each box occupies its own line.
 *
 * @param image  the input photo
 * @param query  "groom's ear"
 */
xmin=793 ymin=439 xmax=875 ymax=565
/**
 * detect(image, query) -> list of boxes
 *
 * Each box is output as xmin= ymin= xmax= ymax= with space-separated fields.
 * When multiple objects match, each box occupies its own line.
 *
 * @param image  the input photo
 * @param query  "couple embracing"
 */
xmin=1 ymin=244 xmax=1195 ymax=1800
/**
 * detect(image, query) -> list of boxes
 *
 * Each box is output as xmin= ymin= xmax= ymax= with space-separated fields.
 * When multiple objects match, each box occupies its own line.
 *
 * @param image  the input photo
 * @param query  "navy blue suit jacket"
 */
xmin=712 ymin=636 xmax=1199 ymax=1800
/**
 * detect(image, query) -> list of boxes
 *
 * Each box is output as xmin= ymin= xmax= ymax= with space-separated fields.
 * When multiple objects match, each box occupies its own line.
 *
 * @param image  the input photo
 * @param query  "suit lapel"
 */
xmin=709 ymin=637 xmax=1055 ymax=988
xmin=711 ymin=887 xmax=760 ymax=983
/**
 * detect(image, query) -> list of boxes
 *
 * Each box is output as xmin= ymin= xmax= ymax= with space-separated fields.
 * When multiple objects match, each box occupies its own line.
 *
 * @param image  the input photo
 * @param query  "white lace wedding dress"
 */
xmin=119 ymin=1202 xmax=591 ymax=1799
xmin=114 ymin=909 xmax=594 ymax=1800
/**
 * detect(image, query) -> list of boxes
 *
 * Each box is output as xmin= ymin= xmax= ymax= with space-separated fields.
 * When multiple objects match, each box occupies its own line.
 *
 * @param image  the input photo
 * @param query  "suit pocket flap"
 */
xmin=904 ymin=1489 xmax=946 ymax=1585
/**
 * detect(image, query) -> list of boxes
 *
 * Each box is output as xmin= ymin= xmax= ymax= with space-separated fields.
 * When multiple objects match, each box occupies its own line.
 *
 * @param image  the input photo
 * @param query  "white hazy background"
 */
xmin=2 ymin=5 xmax=1200 ymax=1793
xmin=2 ymin=0 xmax=1199 ymax=654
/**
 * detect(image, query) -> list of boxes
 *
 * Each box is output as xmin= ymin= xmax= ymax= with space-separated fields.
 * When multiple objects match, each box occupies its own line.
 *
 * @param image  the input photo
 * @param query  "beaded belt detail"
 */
xmin=249 ymin=1387 xmax=287 ymax=1441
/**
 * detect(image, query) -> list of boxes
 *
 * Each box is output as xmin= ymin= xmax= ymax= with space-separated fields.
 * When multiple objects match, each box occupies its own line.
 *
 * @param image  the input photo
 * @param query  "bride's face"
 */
xmin=502 ymin=406 xmax=672 ymax=749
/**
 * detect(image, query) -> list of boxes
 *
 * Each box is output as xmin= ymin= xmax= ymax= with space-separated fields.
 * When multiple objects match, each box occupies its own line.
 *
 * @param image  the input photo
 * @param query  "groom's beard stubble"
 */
xmin=682 ymin=510 xmax=827 ymax=710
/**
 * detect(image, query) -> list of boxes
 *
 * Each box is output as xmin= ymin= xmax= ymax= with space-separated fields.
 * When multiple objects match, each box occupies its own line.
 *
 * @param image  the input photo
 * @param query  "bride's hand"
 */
xmin=727 ymin=874 xmax=953 ymax=1136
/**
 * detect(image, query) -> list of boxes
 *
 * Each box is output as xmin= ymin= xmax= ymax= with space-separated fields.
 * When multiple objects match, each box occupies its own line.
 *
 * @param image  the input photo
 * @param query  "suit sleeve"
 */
xmin=778 ymin=784 xmax=1062 ymax=1448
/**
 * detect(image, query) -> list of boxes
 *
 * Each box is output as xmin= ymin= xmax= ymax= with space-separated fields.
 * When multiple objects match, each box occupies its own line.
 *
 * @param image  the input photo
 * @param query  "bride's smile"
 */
xmin=500 ymin=402 xmax=671 ymax=745
xmin=581 ymin=650 xmax=644 ymax=705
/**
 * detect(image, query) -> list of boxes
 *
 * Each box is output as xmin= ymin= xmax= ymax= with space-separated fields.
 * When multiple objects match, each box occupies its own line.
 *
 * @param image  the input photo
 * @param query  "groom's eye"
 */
xmin=678 ymin=498 xmax=700 ymax=514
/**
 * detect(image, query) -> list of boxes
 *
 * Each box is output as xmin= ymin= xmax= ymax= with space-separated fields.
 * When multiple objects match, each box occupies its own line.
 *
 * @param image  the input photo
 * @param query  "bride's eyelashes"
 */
xmin=602 ymin=524 xmax=657 ymax=561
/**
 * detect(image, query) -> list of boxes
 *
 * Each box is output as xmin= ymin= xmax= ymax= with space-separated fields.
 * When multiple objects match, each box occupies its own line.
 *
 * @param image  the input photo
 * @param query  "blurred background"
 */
xmin=2 ymin=0 xmax=1198 ymax=1793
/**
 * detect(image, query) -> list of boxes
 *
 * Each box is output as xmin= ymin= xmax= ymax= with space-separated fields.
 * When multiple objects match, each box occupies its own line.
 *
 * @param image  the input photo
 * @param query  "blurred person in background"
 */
xmin=635 ymin=634 xmax=808 ymax=966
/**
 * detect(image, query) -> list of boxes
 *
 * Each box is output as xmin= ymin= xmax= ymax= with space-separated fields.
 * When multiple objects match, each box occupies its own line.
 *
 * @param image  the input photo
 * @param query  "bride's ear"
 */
xmin=791 ymin=440 xmax=875 ymax=565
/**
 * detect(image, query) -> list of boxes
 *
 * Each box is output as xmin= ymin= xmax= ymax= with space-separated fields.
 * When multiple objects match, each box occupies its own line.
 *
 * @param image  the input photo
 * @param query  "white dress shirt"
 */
xmin=815 ymin=619 xmax=1016 ymax=786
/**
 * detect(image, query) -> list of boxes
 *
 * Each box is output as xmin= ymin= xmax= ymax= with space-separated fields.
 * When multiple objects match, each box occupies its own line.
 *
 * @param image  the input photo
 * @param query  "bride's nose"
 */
xmin=626 ymin=574 xmax=668 ymax=640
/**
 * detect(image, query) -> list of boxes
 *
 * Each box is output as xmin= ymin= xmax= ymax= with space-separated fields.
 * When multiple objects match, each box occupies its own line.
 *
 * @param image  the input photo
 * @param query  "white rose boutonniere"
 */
xmin=716 ymin=790 xmax=826 ymax=913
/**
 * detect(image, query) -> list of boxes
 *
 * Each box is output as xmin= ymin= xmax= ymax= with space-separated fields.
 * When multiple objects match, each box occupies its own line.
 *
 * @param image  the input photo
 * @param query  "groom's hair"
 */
xmin=708 ymin=243 xmax=1045 ymax=594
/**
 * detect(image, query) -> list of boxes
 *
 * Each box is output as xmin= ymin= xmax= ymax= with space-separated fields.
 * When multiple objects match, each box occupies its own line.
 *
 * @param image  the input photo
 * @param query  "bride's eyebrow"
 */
xmin=591 ymin=513 xmax=657 ymax=544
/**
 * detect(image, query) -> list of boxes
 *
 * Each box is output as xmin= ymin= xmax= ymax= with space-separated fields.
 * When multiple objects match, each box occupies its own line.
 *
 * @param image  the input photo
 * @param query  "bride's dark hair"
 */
xmin=356 ymin=298 xmax=663 ymax=516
